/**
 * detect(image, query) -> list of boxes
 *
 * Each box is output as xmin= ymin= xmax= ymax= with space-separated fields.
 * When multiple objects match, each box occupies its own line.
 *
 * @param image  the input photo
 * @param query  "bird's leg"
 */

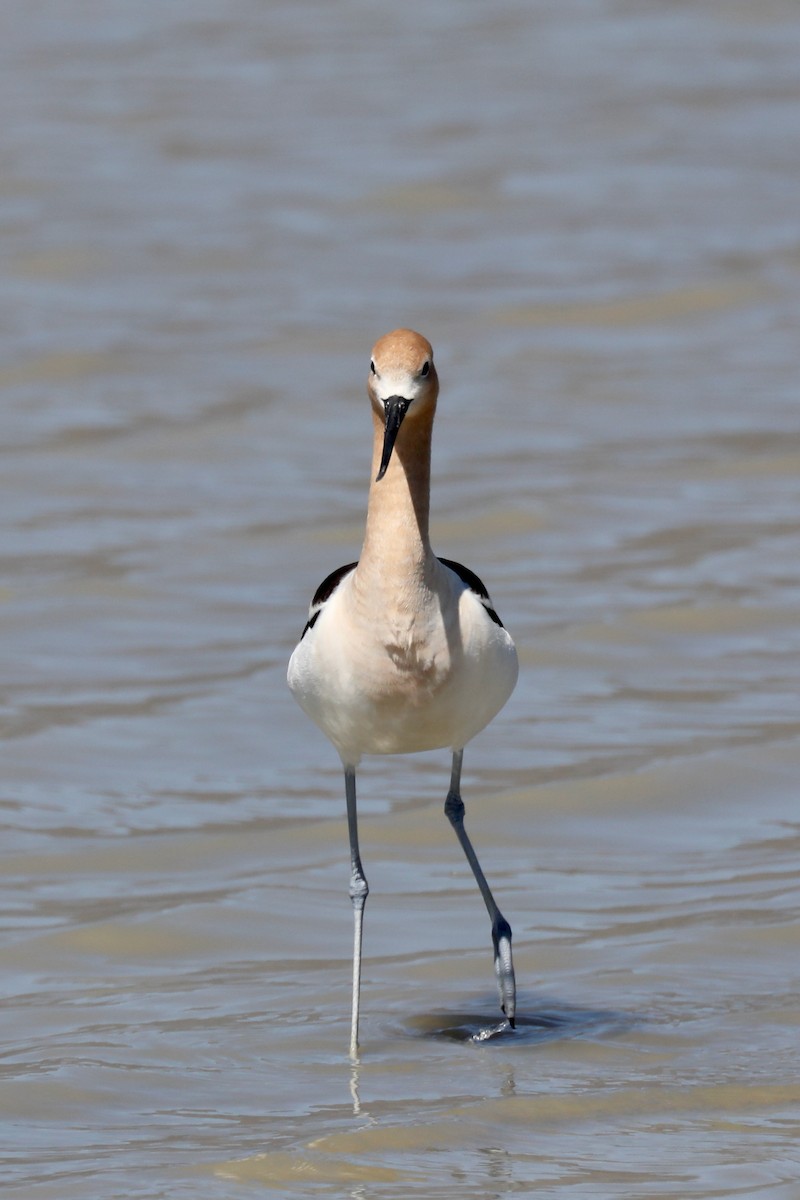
xmin=444 ymin=749 xmax=516 ymax=1027
xmin=345 ymin=766 xmax=369 ymax=1059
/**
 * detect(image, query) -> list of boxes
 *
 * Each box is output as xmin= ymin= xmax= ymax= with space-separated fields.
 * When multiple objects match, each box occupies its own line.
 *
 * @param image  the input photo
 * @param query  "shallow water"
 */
xmin=2 ymin=1 xmax=800 ymax=1197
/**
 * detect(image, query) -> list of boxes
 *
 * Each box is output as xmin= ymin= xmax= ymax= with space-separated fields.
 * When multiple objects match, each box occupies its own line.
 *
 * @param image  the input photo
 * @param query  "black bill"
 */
xmin=376 ymin=396 xmax=410 ymax=481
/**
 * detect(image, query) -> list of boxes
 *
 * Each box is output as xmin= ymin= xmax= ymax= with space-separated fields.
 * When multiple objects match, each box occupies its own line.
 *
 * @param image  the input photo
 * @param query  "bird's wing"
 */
xmin=438 ymin=557 xmax=505 ymax=629
xmin=299 ymin=561 xmax=358 ymax=639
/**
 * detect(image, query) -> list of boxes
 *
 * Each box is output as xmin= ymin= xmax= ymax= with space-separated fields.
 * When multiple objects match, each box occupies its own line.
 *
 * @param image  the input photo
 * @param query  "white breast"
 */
xmin=288 ymin=563 xmax=517 ymax=765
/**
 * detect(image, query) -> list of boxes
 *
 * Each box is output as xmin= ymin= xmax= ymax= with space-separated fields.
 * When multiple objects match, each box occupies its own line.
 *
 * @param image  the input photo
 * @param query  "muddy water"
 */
xmin=3 ymin=1 xmax=800 ymax=1197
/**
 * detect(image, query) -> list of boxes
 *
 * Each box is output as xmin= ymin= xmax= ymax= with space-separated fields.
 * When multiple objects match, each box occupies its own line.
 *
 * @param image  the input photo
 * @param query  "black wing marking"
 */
xmin=299 ymin=561 xmax=358 ymax=639
xmin=439 ymin=557 xmax=505 ymax=628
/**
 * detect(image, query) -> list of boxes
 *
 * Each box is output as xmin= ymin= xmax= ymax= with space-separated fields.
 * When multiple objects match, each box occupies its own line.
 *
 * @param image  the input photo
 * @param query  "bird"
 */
xmin=287 ymin=328 xmax=519 ymax=1058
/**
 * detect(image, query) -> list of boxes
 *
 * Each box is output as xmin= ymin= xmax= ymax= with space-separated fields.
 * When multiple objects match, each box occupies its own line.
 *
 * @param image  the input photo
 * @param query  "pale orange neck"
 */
xmin=358 ymin=406 xmax=435 ymax=583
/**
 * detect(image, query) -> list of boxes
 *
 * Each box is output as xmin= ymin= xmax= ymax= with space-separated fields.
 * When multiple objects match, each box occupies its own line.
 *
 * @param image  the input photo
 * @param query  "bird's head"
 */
xmin=367 ymin=328 xmax=439 ymax=481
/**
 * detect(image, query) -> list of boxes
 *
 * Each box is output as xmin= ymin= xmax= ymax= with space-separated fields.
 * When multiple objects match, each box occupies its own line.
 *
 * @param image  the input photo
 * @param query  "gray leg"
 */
xmin=444 ymin=749 xmax=516 ymax=1026
xmin=345 ymin=766 xmax=368 ymax=1059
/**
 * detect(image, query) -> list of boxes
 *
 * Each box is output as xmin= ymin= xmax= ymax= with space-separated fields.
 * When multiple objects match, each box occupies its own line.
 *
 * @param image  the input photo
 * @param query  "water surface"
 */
xmin=2 ymin=2 xmax=800 ymax=1197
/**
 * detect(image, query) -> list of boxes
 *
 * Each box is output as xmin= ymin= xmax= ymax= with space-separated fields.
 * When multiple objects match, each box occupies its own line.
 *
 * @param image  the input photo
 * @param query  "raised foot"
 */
xmin=492 ymin=915 xmax=516 ymax=1028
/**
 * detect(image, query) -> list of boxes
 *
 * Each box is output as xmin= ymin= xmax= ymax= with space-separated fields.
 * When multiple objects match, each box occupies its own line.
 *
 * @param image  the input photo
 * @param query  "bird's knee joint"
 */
xmin=492 ymin=914 xmax=512 ymax=948
xmin=349 ymin=874 xmax=369 ymax=904
xmin=444 ymin=791 xmax=464 ymax=824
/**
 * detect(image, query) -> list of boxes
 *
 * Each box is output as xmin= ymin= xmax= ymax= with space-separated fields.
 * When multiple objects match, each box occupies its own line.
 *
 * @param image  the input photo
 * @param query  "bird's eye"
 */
xmin=370 ymin=360 xmax=377 ymax=375
xmin=420 ymin=361 xmax=430 ymax=377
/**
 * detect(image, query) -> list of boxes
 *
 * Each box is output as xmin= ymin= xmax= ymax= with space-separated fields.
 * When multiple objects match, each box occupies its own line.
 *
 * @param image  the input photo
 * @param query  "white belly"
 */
xmin=288 ymin=571 xmax=518 ymax=765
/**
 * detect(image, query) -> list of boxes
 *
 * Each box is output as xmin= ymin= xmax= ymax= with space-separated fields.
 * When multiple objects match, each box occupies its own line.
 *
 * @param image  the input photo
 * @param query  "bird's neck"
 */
xmin=357 ymin=408 xmax=435 ymax=588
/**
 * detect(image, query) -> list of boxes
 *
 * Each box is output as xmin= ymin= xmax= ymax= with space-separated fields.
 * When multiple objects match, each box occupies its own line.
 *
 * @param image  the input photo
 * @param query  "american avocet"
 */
xmin=288 ymin=328 xmax=518 ymax=1058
